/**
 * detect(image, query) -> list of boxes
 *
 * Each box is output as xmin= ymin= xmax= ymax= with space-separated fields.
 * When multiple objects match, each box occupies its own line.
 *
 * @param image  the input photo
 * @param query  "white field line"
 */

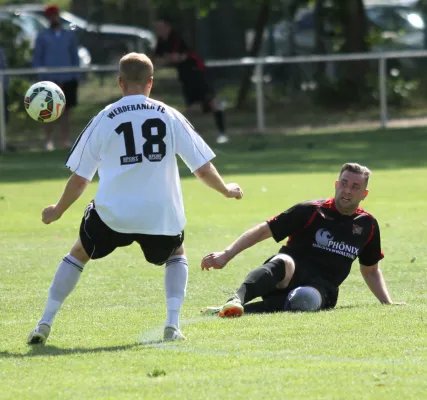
xmin=138 ymin=317 xmax=427 ymax=366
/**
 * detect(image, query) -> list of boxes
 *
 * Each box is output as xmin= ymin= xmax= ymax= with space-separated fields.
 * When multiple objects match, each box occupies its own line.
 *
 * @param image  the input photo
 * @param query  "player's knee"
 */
xmin=70 ymin=239 xmax=90 ymax=263
xmin=172 ymin=245 xmax=185 ymax=256
xmin=285 ymin=286 xmax=322 ymax=312
xmin=271 ymin=254 xmax=295 ymax=289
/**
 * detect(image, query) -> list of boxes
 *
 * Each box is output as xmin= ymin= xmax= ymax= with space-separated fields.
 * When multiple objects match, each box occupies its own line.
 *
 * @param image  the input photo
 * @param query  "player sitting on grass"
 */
xmin=201 ymin=163 xmax=405 ymax=317
xmin=27 ymin=52 xmax=243 ymax=345
xmin=153 ymin=17 xmax=229 ymax=145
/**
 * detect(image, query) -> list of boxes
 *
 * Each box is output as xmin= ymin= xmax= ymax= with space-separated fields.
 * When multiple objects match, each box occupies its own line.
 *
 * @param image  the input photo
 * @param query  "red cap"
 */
xmin=44 ymin=5 xmax=60 ymax=17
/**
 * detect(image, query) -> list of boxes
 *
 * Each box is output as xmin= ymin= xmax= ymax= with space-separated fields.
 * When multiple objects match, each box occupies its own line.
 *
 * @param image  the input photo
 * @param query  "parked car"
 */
xmin=248 ymin=2 xmax=425 ymax=57
xmin=246 ymin=2 xmax=425 ymax=83
xmin=1 ymin=4 xmax=156 ymax=65
xmin=0 ymin=10 xmax=92 ymax=68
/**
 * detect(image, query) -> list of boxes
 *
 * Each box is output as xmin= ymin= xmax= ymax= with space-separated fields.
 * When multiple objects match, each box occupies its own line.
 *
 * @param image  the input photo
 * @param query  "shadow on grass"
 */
xmin=243 ymin=301 xmax=378 ymax=314
xmin=0 ymin=338 xmax=183 ymax=358
xmin=0 ymin=343 xmax=141 ymax=358
xmin=1 ymin=127 xmax=427 ymax=182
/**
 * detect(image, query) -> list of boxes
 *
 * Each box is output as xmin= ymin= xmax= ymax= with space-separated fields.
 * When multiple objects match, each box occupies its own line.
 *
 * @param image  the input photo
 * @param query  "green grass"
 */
xmin=1 ymin=127 xmax=427 ymax=399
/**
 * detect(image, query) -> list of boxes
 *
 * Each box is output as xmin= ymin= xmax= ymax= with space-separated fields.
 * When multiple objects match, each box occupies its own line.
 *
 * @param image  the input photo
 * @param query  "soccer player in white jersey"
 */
xmin=27 ymin=53 xmax=243 ymax=345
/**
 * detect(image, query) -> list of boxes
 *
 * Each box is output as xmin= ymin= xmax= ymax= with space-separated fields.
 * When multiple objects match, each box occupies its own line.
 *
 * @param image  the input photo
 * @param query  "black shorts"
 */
xmin=181 ymin=70 xmax=215 ymax=112
xmin=261 ymin=255 xmax=339 ymax=311
xmin=79 ymin=202 xmax=184 ymax=265
xmin=54 ymin=80 xmax=78 ymax=108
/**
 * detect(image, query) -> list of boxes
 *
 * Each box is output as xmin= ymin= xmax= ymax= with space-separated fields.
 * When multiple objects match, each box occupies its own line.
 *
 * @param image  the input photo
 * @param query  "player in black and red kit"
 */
xmin=153 ymin=17 xmax=229 ymax=144
xmin=201 ymin=163 xmax=405 ymax=317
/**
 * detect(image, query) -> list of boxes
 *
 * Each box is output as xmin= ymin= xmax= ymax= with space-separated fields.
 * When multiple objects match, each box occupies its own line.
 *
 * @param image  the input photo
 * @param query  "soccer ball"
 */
xmin=24 ymin=81 xmax=66 ymax=123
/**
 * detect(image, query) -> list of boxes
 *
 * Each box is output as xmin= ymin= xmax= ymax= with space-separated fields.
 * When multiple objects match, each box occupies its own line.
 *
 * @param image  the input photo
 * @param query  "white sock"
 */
xmin=38 ymin=254 xmax=85 ymax=326
xmin=164 ymin=255 xmax=188 ymax=328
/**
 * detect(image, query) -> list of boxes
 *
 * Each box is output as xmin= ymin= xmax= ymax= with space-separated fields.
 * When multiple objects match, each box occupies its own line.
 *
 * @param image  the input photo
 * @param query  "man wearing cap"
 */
xmin=32 ymin=4 xmax=80 ymax=151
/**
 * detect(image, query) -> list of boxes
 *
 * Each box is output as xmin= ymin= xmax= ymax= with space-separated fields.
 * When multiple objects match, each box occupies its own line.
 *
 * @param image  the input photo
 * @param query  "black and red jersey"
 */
xmin=267 ymin=198 xmax=384 ymax=287
xmin=154 ymin=30 xmax=205 ymax=81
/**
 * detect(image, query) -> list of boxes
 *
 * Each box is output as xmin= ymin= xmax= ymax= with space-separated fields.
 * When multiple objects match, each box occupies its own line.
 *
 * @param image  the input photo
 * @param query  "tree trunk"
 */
xmin=313 ymin=0 xmax=327 ymax=80
xmin=339 ymin=0 xmax=368 ymax=54
xmin=71 ymin=0 xmax=91 ymax=18
xmin=336 ymin=0 xmax=369 ymax=99
xmin=235 ymin=0 xmax=272 ymax=109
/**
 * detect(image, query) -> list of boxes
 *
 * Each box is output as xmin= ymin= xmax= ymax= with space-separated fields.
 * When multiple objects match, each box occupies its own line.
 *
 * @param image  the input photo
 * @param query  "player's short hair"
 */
xmin=119 ymin=53 xmax=153 ymax=86
xmin=155 ymin=15 xmax=173 ymax=25
xmin=339 ymin=163 xmax=371 ymax=186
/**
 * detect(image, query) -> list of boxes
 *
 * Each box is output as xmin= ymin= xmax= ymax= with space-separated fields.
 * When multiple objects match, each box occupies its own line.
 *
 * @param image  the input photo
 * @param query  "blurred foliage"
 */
xmin=0 ymin=20 xmax=32 ymax=119
xmin=0 ymin=0 xmax=424 ymax=113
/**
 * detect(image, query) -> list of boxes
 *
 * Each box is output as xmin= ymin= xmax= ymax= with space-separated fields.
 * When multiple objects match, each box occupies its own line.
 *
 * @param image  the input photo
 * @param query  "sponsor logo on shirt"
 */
xmin=313 ymin=229 xmax=359 ymax=259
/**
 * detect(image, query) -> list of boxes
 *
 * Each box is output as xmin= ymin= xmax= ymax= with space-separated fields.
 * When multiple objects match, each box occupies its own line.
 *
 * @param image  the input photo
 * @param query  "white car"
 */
xmin=0 ymin=11 xmax=92 ymax=68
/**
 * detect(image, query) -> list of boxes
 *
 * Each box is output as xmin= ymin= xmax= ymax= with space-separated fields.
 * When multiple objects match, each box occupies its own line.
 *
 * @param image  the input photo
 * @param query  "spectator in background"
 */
xmin=153 ymin=17 xmax=229 ymax=145
xmin=0 ymin=46 xmax=9 ymax=124
xmin=32 ymin=4 xmax=80 ymax=151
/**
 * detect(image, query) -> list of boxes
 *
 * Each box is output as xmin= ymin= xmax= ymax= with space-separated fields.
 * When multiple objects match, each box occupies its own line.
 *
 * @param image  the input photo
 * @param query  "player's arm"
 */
xmin=174 ymin=110 xmax=242 ymax=199
xmin=201 ymin=202 xmax=316 ymax=271
xmin=201 ymin=222 xmax=272 ymax=270
xmin=359 ymin=218 xmax=405 ymax=305
xmin=42 ymin=173 xmax=89 ymax=224
xmin=153 ymin=33 xmax=186 ymax=66
xmin=359 ymin=263 xmax=405 ymax=305
xmin=70 ymin=32 xmax=80 ymax=67
xmin=359 ymin=263 xmax=393 ymax=304
xmin=32 ymin=33 xmax=44 ymax=67
xmin=194 ymin=162 xmax=242 ymax=199
xmin=42 ymin=114 xmax=103 ymax=225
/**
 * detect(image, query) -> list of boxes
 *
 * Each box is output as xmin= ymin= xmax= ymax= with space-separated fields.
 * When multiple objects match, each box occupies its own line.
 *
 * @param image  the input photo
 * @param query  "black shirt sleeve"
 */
xmin=154 ymin=39 xmax=165 ymax=56
xmin=267 ymin=202 xmax=317 ymax=243
xmin=358 ymin=218 xmax=384 ymax=266
xmin=154 ymin=32 xmax=189 ymax=57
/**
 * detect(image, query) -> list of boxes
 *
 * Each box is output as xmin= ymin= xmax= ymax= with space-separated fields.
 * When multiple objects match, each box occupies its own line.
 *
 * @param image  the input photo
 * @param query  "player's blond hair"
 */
xmin=339 ymin=163 xmax=371 ymax=185
xmin=119 ymin=53 xmax=153 ymax=86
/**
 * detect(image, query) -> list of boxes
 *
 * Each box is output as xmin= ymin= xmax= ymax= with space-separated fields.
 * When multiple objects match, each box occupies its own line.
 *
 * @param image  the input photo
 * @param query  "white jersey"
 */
xmin=66 ymin=95 xmax=215 ymax=235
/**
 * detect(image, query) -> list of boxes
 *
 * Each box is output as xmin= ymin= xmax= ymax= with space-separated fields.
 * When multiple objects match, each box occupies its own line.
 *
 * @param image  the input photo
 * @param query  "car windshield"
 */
xmin=59 ymin=11 xmax=88 ymax=29
xmin=16 ymin=14 xmax=48 ymax=35
xmin=367 ymin=6 xmax=424 ymax=32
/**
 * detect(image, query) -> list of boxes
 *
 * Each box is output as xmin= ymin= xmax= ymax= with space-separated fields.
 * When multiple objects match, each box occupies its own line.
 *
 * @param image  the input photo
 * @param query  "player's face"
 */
xmin=334 ymin=171 xmax=369 ymax=214
xmin=154 ymin=21 xmax=169 ymax=38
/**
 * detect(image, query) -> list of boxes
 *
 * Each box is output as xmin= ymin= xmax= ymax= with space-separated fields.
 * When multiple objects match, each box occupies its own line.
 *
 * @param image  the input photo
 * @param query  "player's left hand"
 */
xmin=42 ymin=204 xmax=62 ymax=224
xmin=201 ymin=251 xmax=232 ymax=271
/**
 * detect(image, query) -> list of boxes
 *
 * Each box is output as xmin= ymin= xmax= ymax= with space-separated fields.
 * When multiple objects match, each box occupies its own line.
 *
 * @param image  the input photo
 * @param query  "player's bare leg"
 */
xmin=185 ymin=103 xmax=200 ymax=114
xmin=210 ymin=98 xmax=229 ymax=144
xmin=27 ymin=238 xmax=89 ymax=345
xmin=163 ymin=244 xmax=188 ymax=341
xmin=59 ymin=108 xmax=71 ymax=150
xmin=44 ymin=123 xmax=55 ymax=151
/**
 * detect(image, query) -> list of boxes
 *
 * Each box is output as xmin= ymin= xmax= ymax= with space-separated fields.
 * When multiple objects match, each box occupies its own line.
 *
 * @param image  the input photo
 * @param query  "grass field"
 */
xmin=1 ymin=127 xmax=427 ymax=399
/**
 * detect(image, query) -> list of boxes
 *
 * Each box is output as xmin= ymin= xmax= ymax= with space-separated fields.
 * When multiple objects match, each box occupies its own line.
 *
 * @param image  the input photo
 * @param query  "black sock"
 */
xmin=234 ymin=259 xmax=286 ymax=305
xmin=213 ymin=110 xmax=225 ymax=134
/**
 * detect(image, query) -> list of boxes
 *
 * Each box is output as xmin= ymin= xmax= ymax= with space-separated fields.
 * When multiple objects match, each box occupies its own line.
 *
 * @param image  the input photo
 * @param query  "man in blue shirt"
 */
xmin=32 ymin=5 xmax=80 ymax=151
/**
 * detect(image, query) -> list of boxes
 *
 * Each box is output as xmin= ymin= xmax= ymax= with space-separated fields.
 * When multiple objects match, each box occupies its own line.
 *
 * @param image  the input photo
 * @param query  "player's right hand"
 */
xmin=42 ymin=204 xmax=62 ymax=224
xmin=224 ymin=183 xmax=243 ymax=200
xmin=201 ymin=251 xmax=232 ymax=270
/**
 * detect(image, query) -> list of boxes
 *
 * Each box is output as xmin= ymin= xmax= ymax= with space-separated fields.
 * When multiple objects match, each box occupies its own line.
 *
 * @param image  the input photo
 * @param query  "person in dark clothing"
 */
xmin=153 ymin=17 xmax=229 ymax=144
xmin=32 ymin=4 xmax=80 ymax=151
xmin=201 ymin=163 xmax=405 ymax=317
